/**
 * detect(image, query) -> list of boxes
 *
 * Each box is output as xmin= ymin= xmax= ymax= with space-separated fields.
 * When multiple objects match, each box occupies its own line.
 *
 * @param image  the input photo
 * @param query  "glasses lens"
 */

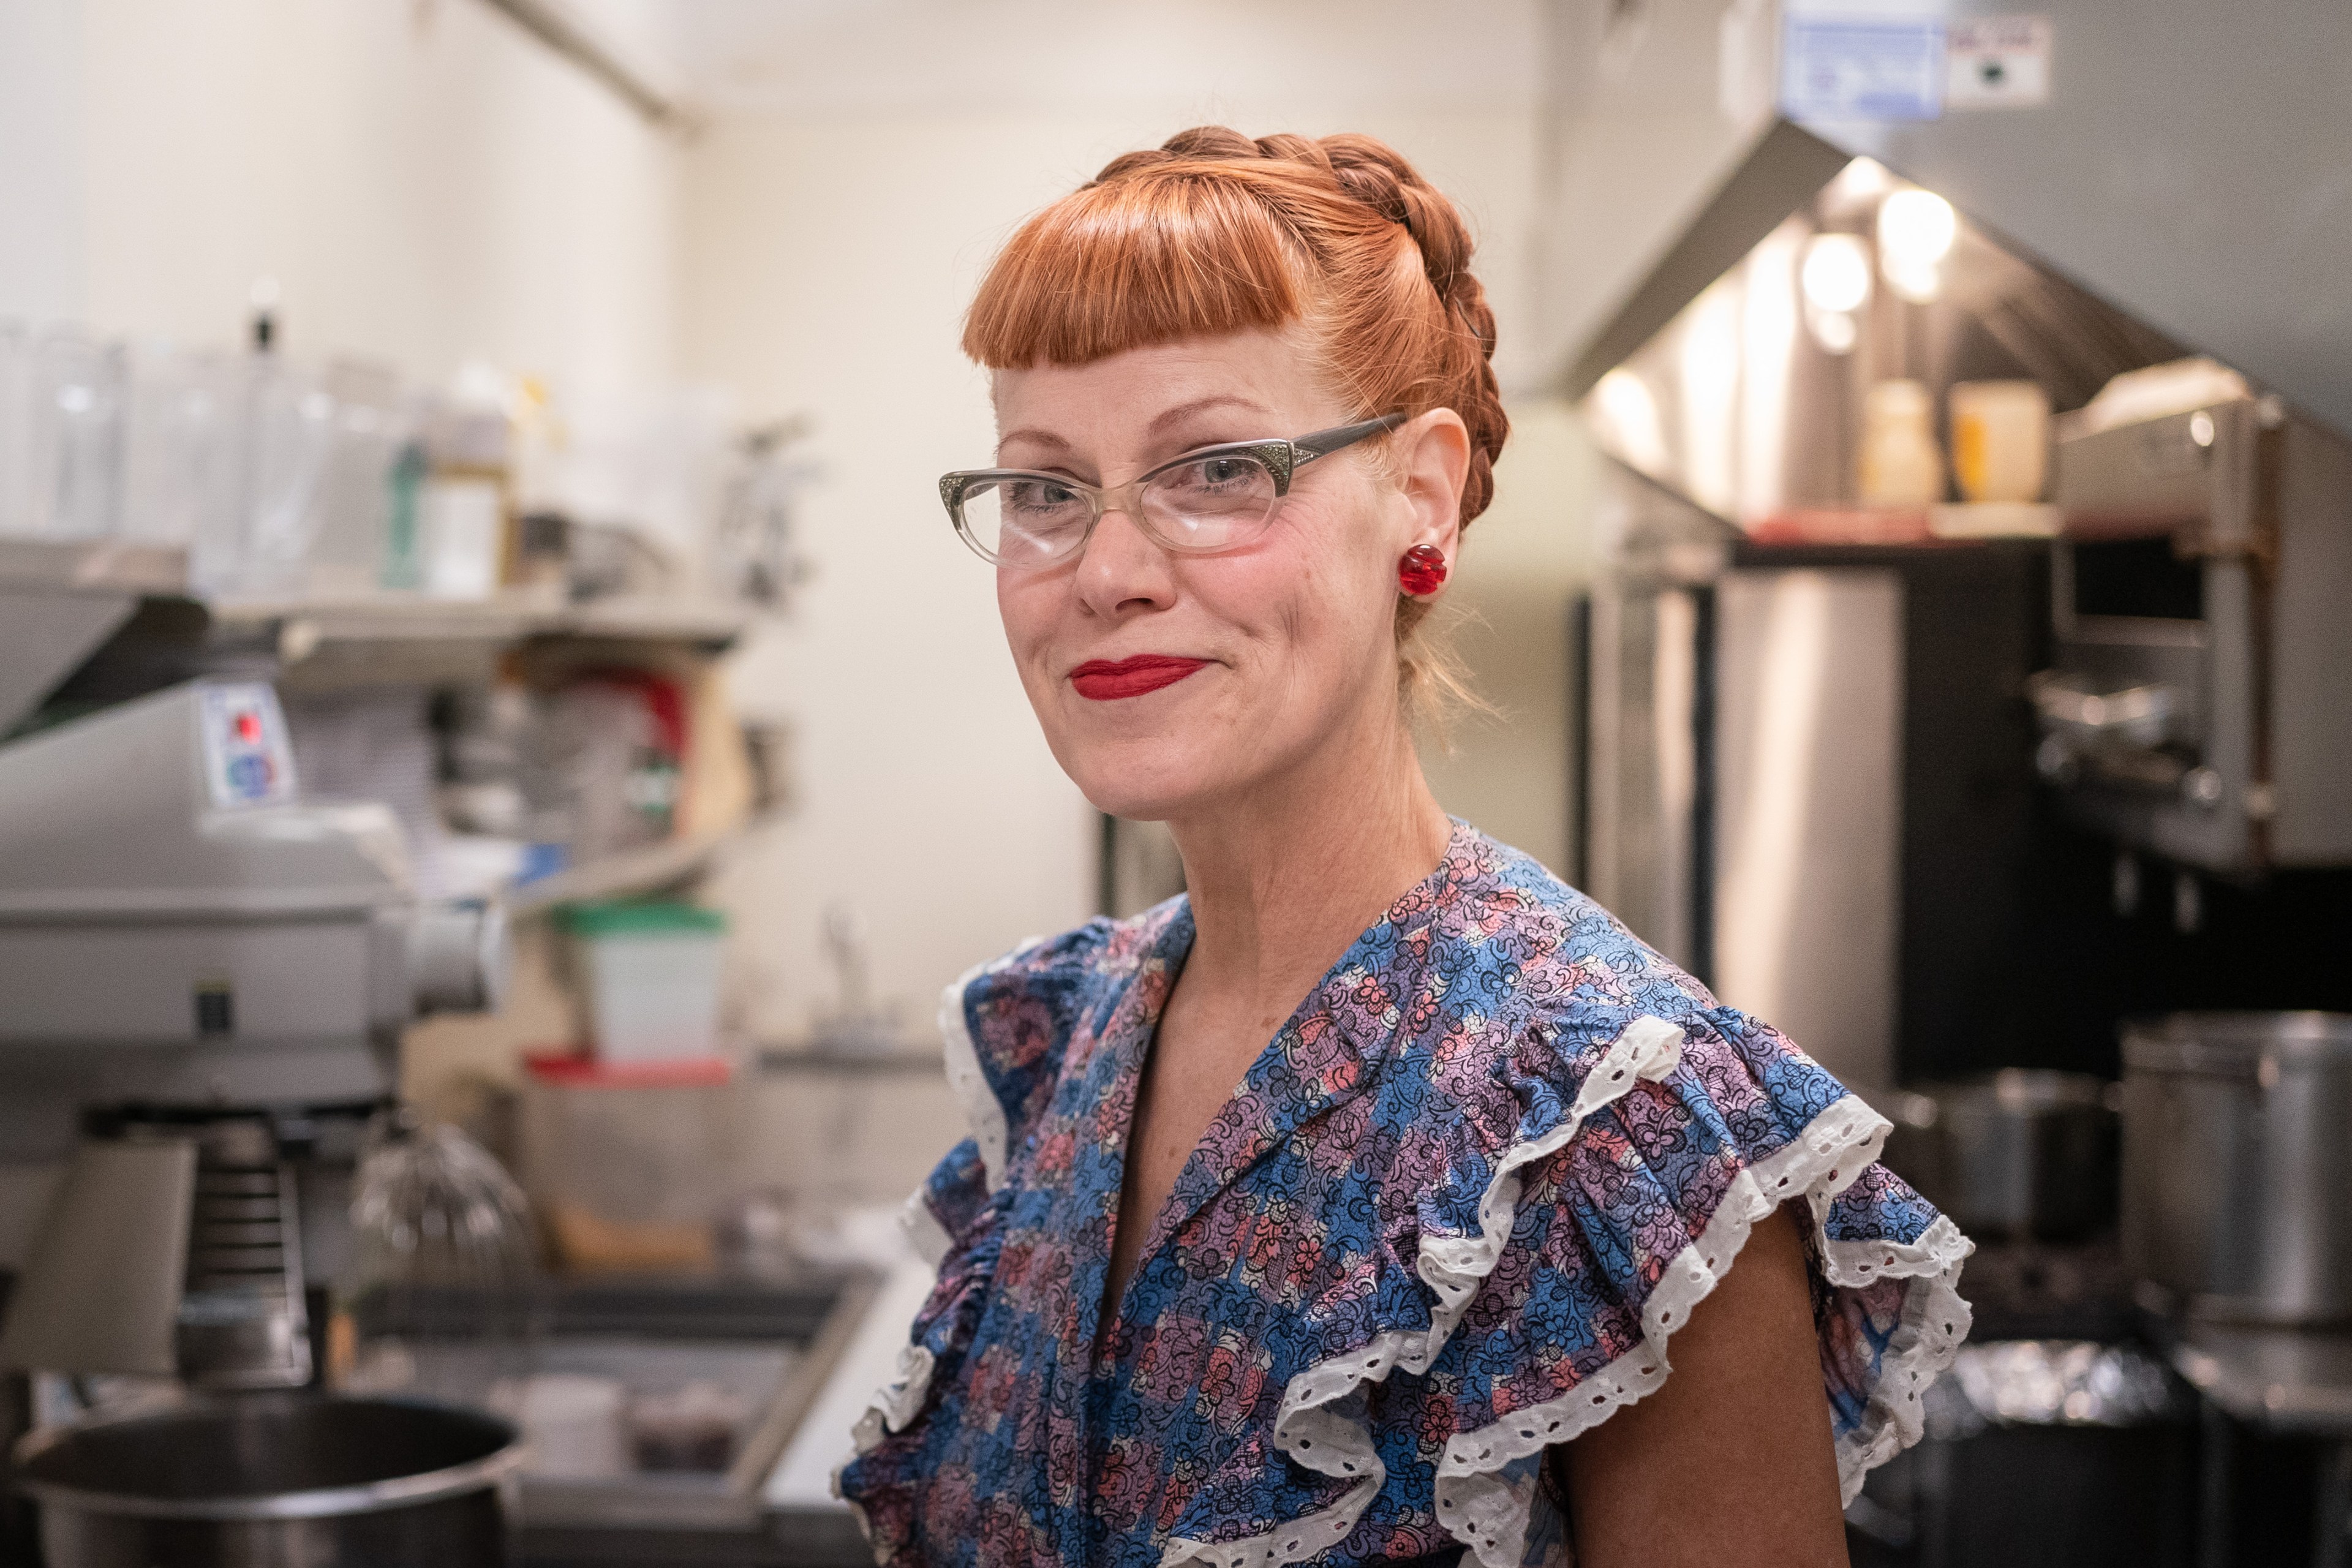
xmin=1142 ymin=454 xmax=1278 ymax=551
xmin=959 ymin=475 xmax=1093 ymax=566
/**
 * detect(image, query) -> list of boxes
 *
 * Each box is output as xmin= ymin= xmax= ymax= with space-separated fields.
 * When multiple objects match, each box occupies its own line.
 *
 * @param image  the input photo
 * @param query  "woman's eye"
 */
xmin=1006 ymin=480 xmax=1082 ymax=516
xmin=1162 ymin=457 xmax=1263 ymax=494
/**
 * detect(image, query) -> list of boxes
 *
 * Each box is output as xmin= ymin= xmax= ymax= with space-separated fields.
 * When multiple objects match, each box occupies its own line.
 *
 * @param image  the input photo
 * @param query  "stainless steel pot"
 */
xmin=1882 ymin=1070 xmax=2120 ymax=1242
xmin=13 ymin=1393 xmax=524 ymax=1568
xmin=2122 ymin=1012 xmax=2352 ymax=1325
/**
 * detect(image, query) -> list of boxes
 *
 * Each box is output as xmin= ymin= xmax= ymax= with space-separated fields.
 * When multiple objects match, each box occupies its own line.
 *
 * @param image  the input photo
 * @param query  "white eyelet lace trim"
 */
xmin=849 ymin=1343 xmax=938 ymax=1457
xmin=1160 ymin=1013 xmax=1688 ymax=1567
xmin=837 ymin=948 xmax=1041 ymax=1498
xmin=1164 ymin=1022 xmax=1973 ymax=1568
xmin=1430 ymin=1099 xmax=1972 ymax=1567
xmin=939 ymin=952 xmax=1022 ymax=1188
xmin=900 ymin=1186 xmax=954 ymax=1270
xmin=860 ymin=997 xmax=1972 ymax=1568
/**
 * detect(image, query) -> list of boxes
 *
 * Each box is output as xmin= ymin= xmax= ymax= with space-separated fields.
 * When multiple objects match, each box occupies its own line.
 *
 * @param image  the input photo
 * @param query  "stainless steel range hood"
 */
xmin=1564 ymin=7 xmax=2352 ymax=1085
xmin=1566 ymin=0 xmax=2352 ymax=439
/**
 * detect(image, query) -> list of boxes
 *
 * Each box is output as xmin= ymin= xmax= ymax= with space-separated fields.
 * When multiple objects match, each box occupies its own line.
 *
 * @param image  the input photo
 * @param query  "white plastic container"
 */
xmin=1948 ymin=379 xmax=2051 ymax=503
xmin=562 ymin=901 xmax=727 ymax=1065
xmin=491 ymin=1373 xmax=628 ymax=1478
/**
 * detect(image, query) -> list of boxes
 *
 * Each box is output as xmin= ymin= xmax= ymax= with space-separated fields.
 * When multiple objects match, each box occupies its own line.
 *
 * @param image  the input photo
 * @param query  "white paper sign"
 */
xmin=1947 ymin=15 xmax=2052 ymax=108
xmin=1783 ymin=16 xmax=1948 ymax=123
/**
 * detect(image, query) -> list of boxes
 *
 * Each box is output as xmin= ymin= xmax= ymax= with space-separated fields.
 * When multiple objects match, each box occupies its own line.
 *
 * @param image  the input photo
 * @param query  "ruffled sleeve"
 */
xmin=889 ymin=916 xmax=1122 ymax=1274
xmin=1152 ymin=981 xmax=1968 ymax=1568
xmin=894 ymin=925 xmax=1099 ymax=1268
xmin=938 ymin=920 xmax=1117 ymax=1190
xmin=842 ymin=918 xmax=1127 ymax=1517
xmin=1418 ymin=999 xmax=1970 ymax=1567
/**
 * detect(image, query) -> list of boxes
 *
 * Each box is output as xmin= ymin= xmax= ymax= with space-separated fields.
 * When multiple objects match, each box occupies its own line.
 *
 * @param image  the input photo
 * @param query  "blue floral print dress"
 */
xmin=837 ymin=823 xmax=1971 ymax=1566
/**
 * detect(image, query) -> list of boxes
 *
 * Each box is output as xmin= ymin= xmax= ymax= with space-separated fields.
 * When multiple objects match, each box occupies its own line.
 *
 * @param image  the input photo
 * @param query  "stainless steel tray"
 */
xmin=359 ymin=1269 xmax=877 ymax=1541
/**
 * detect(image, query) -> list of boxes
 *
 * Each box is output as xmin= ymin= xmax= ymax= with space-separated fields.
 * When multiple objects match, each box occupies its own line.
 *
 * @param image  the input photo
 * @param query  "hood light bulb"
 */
xmin=1879 ymin=188 xmax=1959 ymax=304
xmin=1801 ymin=233 xmax=1874 ymax=315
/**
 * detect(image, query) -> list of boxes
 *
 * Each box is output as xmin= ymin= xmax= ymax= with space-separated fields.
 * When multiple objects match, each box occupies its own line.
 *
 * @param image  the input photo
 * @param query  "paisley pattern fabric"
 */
xmin=837 ymin=823 xmax=1971 ymax=1567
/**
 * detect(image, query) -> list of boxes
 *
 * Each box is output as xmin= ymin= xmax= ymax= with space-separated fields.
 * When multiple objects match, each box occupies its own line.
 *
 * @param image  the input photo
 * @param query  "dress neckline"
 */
xmin=1085 ymin=818 xmax=1477 ymax=1359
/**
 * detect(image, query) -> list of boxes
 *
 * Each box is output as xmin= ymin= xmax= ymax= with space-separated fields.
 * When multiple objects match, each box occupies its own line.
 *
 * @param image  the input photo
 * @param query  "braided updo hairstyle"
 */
xmin=962 ymin=127 xmax=1509 ymax=716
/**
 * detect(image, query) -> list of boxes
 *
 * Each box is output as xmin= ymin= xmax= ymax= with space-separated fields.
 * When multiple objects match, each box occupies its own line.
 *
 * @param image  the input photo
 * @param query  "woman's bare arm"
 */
xmin=1557 ymin=1203 xmax=1850 ymax=1568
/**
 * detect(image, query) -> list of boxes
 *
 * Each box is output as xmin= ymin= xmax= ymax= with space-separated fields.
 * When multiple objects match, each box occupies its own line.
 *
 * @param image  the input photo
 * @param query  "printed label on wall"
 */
xmin=1947 ymin=15 xmax=2052 ymax=108
xmin=1782 ymin=17 xmax=1948 ymax=123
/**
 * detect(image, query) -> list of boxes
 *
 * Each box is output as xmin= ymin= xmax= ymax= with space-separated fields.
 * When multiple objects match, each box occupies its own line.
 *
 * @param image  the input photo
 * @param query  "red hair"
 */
xmin=962 ymin=127 xmax=1509 ymax=541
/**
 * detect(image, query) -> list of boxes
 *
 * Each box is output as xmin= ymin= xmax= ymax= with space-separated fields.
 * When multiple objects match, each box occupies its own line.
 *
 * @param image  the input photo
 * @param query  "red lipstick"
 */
xmin=1069 ymin=655 xmax=1209 ymax=701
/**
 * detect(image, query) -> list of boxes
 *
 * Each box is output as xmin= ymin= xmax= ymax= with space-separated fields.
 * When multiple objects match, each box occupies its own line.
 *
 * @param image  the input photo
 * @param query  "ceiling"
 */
xmin=558 ymin=0 xmax=1549 ymax=119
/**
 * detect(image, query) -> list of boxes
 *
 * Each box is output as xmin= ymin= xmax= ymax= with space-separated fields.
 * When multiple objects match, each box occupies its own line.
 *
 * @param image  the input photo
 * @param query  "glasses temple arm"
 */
xmin=1289 ymin=412 xmax=1409 ymax=466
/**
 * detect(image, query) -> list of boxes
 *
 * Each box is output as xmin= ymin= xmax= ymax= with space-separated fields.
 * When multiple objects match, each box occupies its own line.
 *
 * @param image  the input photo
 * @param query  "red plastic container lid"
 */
xmin=522 ymin=1052 xmax=733 ymax=1088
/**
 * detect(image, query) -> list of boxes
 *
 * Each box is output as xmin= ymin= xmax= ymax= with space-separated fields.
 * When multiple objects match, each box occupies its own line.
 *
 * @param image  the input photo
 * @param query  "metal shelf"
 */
xmin=0 ymin=537 xmax=192 ymax=732
xmin=208 ymin=590 xmax=745 ymax=646
xmin=0 ymin=535 xmax=188 ymax=597
xmin=201 ymin=592 xmax=748 ymax=690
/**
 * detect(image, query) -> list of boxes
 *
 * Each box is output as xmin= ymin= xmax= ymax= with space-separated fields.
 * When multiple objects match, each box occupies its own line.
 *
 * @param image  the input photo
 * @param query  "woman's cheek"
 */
xmin=995 ymin=576 xmax=1061 ymax=696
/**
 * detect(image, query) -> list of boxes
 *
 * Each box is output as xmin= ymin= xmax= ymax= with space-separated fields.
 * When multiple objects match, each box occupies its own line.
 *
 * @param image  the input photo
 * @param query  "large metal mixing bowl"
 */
xmin=13 ymin=1393 xmax=524 ymax=1568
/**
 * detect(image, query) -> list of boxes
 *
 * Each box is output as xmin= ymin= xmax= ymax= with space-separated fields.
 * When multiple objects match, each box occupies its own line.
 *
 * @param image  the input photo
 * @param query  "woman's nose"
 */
xmin=1074 ymin=505 xmax=1175 ymax=619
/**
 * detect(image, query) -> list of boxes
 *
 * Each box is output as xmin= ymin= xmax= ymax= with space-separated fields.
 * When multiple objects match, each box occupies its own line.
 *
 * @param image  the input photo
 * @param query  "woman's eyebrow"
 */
xmin=1146 ymin=394 xmax=1274 ymax=437
xmin=995 ymin=395 xmax=1276 ymax=458
xmin=995 ymin=427 xmax=1071 ymax=452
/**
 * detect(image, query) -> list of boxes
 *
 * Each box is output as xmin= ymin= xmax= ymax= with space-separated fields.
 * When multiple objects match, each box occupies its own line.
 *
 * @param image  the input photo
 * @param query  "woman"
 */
xmin=840 ymin=128 xmax=1970 ymax=1568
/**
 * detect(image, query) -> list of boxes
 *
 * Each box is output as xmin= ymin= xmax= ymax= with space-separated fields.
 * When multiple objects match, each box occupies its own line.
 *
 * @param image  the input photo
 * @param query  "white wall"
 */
xmin=4 ymin=0 xmax=682 ymax=396
xmin=0 ymin=0 xmax=86 ymax=325
xmin=682 ymin=100 xmax=1549 ymax=1038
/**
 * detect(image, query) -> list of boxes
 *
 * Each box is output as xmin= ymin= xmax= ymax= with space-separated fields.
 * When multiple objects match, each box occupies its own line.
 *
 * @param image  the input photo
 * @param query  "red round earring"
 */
xmin=1398 ymin=544 xmax=1449 ymax=597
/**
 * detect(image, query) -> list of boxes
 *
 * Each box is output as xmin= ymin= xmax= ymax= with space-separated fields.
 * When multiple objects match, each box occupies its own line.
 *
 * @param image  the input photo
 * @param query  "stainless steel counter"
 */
xmin=2171 ymin=1324 xmax=2352 ymax=1568
xmin=353 ymin=1268 xmax=884 ymax=1567
xmin=2175 ymin=1325 xmax=2352 ymax=1436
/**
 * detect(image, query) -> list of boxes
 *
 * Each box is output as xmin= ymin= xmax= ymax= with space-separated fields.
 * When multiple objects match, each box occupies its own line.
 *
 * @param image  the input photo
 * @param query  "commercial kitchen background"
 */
xmin=0 ymin=0 xmax=1711 ymax=1203
xmin=7 ymin=2 xmax=2352 ymax=1564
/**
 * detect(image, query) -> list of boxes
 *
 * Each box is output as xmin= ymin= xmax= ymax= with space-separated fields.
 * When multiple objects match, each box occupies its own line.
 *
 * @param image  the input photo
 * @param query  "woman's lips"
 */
xmin=1068 ymin=655 xmax=1210 ymax=701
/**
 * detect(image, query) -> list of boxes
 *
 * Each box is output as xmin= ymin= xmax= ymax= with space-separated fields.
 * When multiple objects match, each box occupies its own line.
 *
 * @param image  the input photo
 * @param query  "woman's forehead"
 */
xmin=990 ymin=328 xmax=1340 ymax=447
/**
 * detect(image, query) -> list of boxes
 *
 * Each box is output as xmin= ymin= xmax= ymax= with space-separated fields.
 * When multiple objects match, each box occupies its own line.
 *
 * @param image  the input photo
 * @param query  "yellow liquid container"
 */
xmin=1950 ymin=380 xmax=2051 ymax=502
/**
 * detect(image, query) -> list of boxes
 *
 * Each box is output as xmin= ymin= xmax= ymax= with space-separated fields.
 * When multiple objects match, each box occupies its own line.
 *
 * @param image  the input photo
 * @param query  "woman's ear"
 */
xmin=1396 ymin=407 xmax=1472 ymax=562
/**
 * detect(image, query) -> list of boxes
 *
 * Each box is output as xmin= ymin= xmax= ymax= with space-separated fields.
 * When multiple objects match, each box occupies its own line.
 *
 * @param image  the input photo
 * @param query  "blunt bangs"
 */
xmin=962 ymin=167 xmax=1312 ymax=369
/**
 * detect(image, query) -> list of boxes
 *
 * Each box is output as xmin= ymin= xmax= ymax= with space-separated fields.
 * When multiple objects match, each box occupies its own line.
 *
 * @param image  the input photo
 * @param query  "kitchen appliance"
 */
xmin=13 ymin=1393 xmax=523 ymax=1568
xmin=349 ymin=1112 xmax=537 ymax=1310
xmin=1586 ymin=514 xmax=2053 ymax=1088
xmin=2122 ymin=1012 xmax=2352 ymax=1326
xmin=4 ymin=1110 xmax=368 ymax=1392
xmin=1894 ymin=1071 xmax=2120 ymax=1245
xmin=2031 ymin=394 xmax=2352 ymax=877
xmin=0 ymin=678 xmax=506 ymax=1388
xmin=1574 ymin=126 xmax=2352 ymax=1084
xmin=1562 ymin=34 xmax=2352 ymax=1551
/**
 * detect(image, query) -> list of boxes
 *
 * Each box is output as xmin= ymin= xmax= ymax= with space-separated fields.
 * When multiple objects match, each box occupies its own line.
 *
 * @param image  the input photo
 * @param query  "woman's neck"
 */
xmin=1164 ymin=704 xmax=1452 ymax=1022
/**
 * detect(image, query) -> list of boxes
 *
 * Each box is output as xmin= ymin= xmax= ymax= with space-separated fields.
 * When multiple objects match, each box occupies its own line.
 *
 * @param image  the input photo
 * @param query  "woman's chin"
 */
xmin=1064 ymin=749 xmax=1231 ymax=825
xmin=1073 ymin=775 xmax=1203 ymax=824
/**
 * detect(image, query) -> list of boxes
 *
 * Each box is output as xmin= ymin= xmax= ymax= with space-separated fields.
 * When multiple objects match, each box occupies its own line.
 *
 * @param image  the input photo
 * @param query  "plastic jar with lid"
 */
xmin=1858 ymin=379 xmax=1947 ymax=507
